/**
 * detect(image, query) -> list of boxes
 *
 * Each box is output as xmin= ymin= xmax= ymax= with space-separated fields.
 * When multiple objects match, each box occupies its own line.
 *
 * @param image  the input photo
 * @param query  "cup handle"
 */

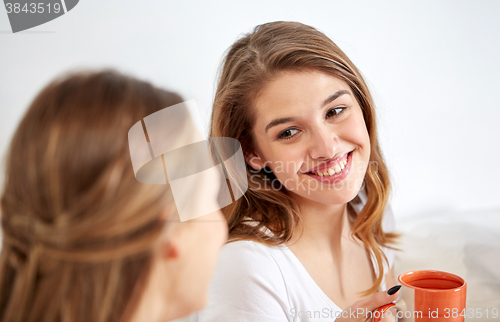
xmin=373 ymin=303 xmax=396 ymax=322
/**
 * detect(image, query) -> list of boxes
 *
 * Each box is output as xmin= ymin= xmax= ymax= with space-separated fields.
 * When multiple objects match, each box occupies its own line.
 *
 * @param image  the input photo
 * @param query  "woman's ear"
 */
xmin=158 ymin=223 xmax=187 ymax=262
xmin=161 ymin=234 xmax=181 ymax=260
xmin=245 ymin=151 xmax=266 ymax=171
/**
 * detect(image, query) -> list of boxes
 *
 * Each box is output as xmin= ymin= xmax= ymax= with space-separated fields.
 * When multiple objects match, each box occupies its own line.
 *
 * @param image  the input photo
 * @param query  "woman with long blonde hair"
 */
xmin=0 ymin=70 xmax=227 ymax=322
xmin=187 ymin=21 xmax=401 ymax=322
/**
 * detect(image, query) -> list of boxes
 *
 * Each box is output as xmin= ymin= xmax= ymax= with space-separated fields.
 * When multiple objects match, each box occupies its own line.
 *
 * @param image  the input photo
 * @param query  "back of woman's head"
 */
xmin=0 ymin=70 xmax=184 ymax=322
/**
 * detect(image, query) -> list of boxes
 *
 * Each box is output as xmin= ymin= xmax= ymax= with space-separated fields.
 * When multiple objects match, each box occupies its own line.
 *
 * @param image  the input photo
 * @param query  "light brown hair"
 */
xmin=0 ymin=70 xmax=183 ymax=321
xmin=210 ymin=21 xmax=399 ymax=296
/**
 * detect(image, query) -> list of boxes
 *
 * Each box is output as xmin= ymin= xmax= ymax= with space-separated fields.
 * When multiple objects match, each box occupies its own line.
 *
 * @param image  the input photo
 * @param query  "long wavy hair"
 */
xmin=0 ymin=70 xmax=184 ymax=321
xmin=210 ymin=21 xmax=399 ymax=296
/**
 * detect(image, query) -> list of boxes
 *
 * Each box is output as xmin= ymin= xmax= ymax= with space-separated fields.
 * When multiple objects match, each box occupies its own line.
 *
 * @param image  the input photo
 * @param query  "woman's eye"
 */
xmin=278 ymin=128 xmax=299 ymax=140
xmin=326 ymin=107 xmax=347 ymax=119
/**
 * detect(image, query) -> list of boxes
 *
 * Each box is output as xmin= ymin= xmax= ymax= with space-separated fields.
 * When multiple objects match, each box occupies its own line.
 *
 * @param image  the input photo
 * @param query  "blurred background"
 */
xmin=1 ymin=0 xmax=499 ymax=318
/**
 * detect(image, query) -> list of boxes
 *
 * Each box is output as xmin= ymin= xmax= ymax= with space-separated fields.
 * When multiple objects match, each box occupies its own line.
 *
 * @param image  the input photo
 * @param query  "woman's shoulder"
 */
xmin=194 ymin=240 xmax=291 ymax=321
xmin=217 ymin=240 xmax=285 ymax=270
xmin=212 ymin=240 xmax=287 ymax=281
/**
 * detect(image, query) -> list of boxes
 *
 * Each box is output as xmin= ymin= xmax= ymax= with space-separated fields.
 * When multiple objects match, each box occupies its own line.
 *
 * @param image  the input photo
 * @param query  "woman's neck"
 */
xmin=129 ymin=258 xmax=180 ymax=322
xmin=286 ymin=196 xmax=358 ymax=255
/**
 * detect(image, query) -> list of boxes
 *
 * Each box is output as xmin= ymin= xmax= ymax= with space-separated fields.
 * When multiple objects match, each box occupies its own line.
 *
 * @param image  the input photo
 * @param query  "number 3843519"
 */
xmin=444 ymin=308 xmax=498 ymax=319
xmin=5 ymin=3 xmax=62 ymax=14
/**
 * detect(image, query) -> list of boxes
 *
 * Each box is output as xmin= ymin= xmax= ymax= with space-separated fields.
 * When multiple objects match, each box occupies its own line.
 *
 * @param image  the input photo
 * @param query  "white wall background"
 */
xmin=1 ymin=0 xmax=499 ymax=220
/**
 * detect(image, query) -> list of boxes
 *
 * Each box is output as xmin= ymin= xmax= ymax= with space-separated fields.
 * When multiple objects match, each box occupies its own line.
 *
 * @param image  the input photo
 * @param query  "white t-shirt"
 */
xmin=181 ymin=191 xmax=396 ymax=322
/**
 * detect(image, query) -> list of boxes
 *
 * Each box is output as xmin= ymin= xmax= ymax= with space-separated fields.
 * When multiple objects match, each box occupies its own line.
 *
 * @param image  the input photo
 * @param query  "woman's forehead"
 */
xmin=252 ymin=71 xmax=353 ymax=125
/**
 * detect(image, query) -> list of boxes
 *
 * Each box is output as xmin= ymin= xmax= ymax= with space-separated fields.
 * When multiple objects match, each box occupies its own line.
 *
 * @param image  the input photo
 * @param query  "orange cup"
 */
xmin=374 ymin=270 xmax=467 ymax=322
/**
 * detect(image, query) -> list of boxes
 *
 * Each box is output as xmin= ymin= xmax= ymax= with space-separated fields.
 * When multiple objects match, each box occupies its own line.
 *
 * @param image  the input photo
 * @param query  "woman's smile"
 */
xmin=303 ymin=150 xmax=353 ymax=184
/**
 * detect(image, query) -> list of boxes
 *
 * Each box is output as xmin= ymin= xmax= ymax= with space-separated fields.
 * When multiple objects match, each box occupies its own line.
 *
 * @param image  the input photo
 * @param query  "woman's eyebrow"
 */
xmin=265 ymin=117 xmax=294 ymax=133
xmin=322 ymin=90 xmax=350 ymax=107
xmin=264 ymin=90 xmax=351 ymax=134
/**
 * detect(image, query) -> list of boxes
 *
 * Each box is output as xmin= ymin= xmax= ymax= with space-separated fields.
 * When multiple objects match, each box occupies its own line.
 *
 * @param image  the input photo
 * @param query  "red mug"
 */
xmin=374 ymin=270 xmax=467 ymax=322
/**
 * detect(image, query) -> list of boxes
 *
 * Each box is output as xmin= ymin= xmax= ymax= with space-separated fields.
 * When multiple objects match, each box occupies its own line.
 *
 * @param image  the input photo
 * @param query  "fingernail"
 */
xmin=387 ymin=285 xmax=402 ymax=295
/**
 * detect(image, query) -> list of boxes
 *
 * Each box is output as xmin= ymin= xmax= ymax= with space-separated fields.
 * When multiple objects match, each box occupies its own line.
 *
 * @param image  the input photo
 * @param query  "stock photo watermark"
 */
xmin=290 ymin=307 xmax=499 ymax=320
xmin=3 ymin=0 xmax=79 ymax=33
xmin=127 ymin=100 xmax=248 ymax=222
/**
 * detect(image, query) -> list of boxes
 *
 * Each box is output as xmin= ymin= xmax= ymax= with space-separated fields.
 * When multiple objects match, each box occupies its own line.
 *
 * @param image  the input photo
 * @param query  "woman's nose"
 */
xmin=308 ymin=128 xmax=339 ymax=160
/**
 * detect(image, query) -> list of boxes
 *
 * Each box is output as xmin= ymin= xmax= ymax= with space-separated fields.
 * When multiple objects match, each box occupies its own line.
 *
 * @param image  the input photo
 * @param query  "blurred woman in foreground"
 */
xmin=0 ymin=70 xmax=227 ymax=322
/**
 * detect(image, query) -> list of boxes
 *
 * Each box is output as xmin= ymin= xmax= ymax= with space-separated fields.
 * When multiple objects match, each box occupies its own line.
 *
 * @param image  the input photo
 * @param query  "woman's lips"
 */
xmin=307 ymin=151 xmax=351 ymax=175
xmin=305 ymin=151 xmax=353 ymax=184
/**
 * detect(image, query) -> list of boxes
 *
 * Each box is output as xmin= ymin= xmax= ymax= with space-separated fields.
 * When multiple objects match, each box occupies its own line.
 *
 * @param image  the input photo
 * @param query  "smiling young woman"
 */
xmin=184 ymin=21 xmax=401 ymax=322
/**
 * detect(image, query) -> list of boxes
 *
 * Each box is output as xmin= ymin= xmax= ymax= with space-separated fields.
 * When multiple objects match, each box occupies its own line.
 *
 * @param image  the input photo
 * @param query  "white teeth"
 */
xmin=311 ymin=159 xmax=348 ymax=176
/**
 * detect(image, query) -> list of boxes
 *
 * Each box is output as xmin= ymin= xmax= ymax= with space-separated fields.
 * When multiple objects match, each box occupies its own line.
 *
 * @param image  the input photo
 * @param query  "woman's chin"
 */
xmin=290 ymin=189 xmax=359 ymax=206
